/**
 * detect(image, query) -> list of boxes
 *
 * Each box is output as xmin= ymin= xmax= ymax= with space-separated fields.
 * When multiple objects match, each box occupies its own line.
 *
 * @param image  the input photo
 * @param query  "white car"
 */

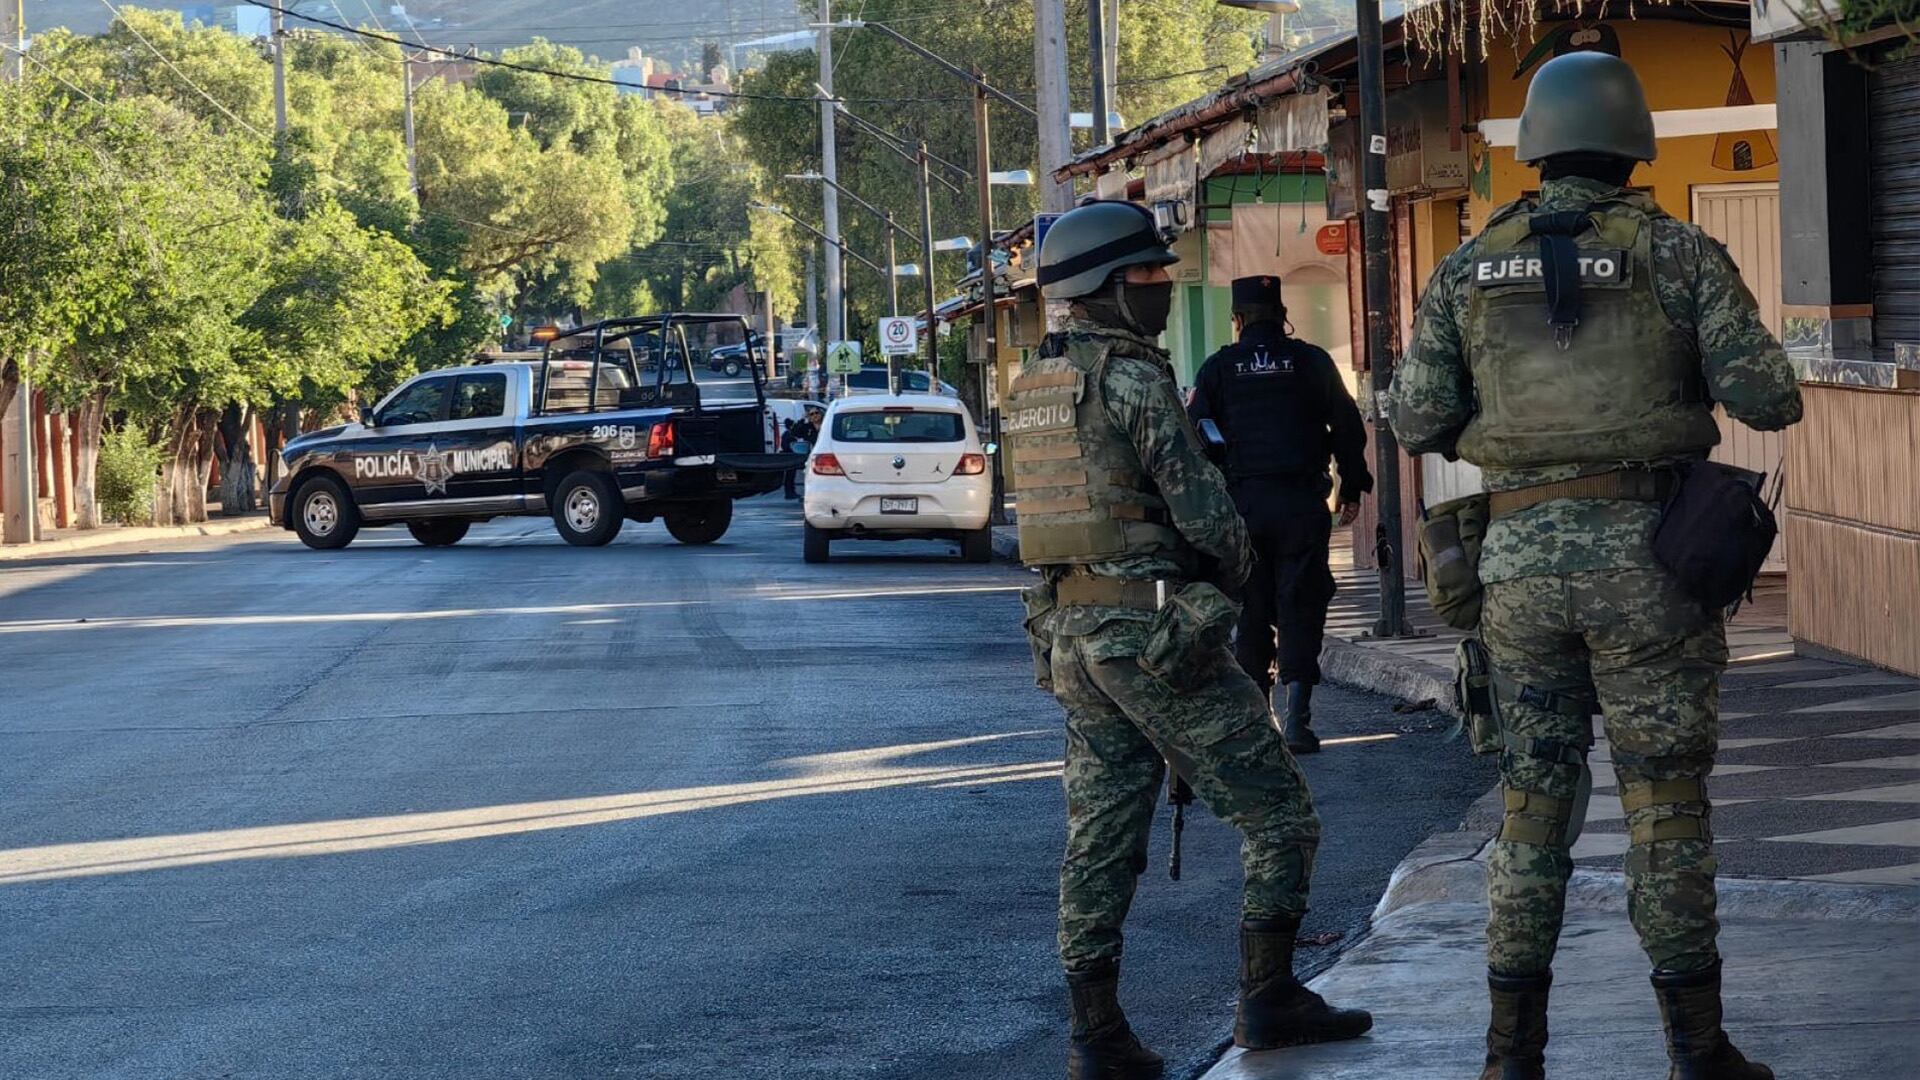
xmin=802 ymin=394 xmax=995 ymax=563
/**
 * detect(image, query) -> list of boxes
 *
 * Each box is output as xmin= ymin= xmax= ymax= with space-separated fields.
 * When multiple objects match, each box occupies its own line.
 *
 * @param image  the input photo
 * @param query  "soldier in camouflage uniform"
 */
xmin=1014 ymin=201 xmax=1371 ymax=1080
xmin=1387 ymin=53 xmax=1802 ymax=1080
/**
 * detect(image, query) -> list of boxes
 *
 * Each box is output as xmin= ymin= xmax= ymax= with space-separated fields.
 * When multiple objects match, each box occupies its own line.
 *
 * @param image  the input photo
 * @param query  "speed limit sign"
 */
xmin=878 ymin=316 xmax=916 ymax=357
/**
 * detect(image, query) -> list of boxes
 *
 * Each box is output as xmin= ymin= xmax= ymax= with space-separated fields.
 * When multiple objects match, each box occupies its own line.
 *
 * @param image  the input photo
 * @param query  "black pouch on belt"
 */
xmin=1651 ymin=461 xmax=1777 ymax=610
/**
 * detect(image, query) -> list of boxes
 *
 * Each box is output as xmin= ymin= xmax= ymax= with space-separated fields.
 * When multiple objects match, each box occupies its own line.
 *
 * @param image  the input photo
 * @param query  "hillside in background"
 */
xmin=23 ymin=1 xmax=805 ymax=68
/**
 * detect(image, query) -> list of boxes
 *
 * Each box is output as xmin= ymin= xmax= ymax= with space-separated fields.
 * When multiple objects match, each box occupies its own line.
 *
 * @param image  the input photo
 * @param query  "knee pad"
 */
xmin=1621 ymin=777 xmax=1712 ymax=871
xmin=1499 ymin=785 xmax=1579 ymax=849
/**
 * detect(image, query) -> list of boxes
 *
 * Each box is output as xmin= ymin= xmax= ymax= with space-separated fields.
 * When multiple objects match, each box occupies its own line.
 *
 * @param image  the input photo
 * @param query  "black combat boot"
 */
xmin=1234 ymin=917 xmax=1373 ymax=1049
xmin=1480 ymin=969 xmax=1550 ymax=1080
xmin=1651 ymin=963 xmax=1774 ymax=1080
xmin=1066 ymin=964 xmax=1164 ymax=1080
xmin=1281 ymin=682 xmax=1319 ymax=754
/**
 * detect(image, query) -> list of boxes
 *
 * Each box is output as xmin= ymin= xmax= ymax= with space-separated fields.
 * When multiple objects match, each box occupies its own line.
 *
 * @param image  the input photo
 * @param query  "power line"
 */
xmin=251 ymin=2 xmax=995 ymax=106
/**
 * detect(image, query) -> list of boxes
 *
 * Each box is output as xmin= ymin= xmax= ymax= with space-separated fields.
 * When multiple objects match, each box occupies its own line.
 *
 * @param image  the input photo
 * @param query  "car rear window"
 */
xmin=832 ymin=409 xmax=965 ymax=443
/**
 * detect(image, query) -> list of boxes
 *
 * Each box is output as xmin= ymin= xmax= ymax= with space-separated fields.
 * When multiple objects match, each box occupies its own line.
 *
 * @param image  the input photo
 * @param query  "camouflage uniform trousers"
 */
xmin=1480 ymin=567 xmax=1729 ymax=977
xmin=1049 ymin=616 xmax=1321 ymax=973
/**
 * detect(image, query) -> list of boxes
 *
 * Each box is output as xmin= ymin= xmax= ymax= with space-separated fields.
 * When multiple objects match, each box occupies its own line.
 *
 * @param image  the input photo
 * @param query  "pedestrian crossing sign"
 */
xmin=826 ymin=341 xmax=863 ymax=374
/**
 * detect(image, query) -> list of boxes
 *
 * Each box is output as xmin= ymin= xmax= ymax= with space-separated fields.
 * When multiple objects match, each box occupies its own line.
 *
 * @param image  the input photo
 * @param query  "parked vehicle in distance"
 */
xmin=708 ymin=327 xmax=818 ymax=378
xmin=802 ymin=394 xmax=994 ymax=564
xmin=269 ymin=314 xmax=799 ymax=550
xmin=842 ymin=366 xmax=959 ymax=397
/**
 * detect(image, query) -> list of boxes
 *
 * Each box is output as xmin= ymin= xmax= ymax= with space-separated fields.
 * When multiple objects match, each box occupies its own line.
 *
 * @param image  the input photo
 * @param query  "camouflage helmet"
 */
xmin=1036 ymin=200 xmax=1177 ymax=300
xmin=1516 ymin=51 xmax=1657 ymax=164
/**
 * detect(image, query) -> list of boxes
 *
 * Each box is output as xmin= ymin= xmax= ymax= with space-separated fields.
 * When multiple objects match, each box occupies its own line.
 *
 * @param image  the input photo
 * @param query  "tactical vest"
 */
xmin=1456 ymin=197 xmax=1720 ymax=471
xmin=1006 ymin=332 xmax=1182 ymax=565
xmin=1213 ymin=333 xmax=1332 ymax=481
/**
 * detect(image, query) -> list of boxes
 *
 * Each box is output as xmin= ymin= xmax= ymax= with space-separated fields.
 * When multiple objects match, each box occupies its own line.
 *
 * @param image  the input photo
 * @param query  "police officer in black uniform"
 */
xmin=1189 ymin=275 xmax=1371 ymax=754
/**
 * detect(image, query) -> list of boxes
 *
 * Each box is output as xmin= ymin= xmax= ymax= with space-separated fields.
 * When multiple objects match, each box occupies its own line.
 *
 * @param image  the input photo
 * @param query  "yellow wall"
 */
xmin=1468 ymin=19 xmax=1779 ymax=230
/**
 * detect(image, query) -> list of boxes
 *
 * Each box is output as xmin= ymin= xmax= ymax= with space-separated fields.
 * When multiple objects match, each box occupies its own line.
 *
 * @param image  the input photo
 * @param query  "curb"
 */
xmin=0 ymin=516 xmax=276 ymax=561
xmin=1318 ymin=635 xmax=1457 ymax=717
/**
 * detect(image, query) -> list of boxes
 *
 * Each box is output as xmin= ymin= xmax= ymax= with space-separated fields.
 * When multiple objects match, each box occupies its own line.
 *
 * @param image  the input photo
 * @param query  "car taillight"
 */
xmin=647 ymin=421 xmax=675 ymax=459
xmin=955 ymin=453 xmax=987 ymax=475
xmin=811 ymin=453 xmax=845 ymax=476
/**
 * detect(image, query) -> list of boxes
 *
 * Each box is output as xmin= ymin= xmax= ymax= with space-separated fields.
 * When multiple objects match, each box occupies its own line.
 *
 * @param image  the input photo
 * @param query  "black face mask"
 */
xmin=1114 ymin=280 xmax=1173 ymax=338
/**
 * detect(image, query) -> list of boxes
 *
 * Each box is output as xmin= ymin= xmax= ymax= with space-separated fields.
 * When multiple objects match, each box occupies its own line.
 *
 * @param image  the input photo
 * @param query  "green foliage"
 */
xmin=97 ymin=424 xmax=166 ymax=526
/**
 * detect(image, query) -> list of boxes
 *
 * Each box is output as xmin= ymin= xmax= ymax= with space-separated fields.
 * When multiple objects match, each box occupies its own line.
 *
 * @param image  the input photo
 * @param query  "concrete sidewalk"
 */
xmin=0 ymin=513 xmax=274 ymax=561
xmin=1204 ymin=535 xmax=1920 ymax=1079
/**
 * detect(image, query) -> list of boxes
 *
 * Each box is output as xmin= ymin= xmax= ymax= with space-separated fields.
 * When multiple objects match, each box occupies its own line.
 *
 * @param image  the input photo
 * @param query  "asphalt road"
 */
xmin=0 ymin=497 xmax=1492 ymax=1080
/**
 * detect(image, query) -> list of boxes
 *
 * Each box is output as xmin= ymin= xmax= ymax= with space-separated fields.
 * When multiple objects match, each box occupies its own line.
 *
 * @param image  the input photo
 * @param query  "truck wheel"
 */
xmin=961 ymin=526 xmax=993 ymax=564
xmin=292 ymin=475 xmax=360 ymax=550
xmin=803 ymin=523 xmax=830 ymax=564
xmin=407 ymin=520 xmax=470 ymax=547
xmin=664 ymin=499 xmax=733 ymax=545
xmin=723 ymin=359 xmax=743 ymax=378
xmin=551 ymin=469 xmax=624 ymax=547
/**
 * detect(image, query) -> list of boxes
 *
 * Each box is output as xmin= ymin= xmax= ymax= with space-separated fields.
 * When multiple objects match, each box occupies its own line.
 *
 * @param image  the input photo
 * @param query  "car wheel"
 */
xmin=803 ymin=522 xmax=830 ymax=564
xmin=961 ymin=525 xmax=993 ymax=564
xmin=551 ymin=469 xmax=624 ymax=546
xmin=723 ymin=359 xmax=743 ymax=378
xmin=407 ymin=519 xmax=470 ymax=547
xmin=292 ymin=475 xmax=360 ymax=550
xmin=664 ymin=498 xmax=733 ymax=545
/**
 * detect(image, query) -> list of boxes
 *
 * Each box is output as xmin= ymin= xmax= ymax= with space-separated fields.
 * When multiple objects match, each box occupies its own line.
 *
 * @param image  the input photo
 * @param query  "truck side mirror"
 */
xmin=359 ymin=405 xmax=377 ymax=428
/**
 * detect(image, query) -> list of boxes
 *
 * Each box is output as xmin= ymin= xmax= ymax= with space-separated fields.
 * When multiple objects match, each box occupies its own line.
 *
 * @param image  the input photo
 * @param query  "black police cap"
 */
xmin=1231 ymin=275 xmax=1283 ymax=307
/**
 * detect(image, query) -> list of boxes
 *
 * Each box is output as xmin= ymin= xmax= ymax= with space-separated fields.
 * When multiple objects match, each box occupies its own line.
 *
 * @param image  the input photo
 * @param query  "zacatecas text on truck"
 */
xmin=268 ymin=314 xmax=802 ymax=550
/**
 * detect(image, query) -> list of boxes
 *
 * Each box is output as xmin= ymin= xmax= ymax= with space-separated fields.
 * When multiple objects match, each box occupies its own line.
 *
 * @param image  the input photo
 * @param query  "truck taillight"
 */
xmin=811 ymin=453 xmax=845 ymax=476
xmin=955 ymin=453 xmax=987 ymax=475
xmin=647 ymin=421 xmax=675 ymax=459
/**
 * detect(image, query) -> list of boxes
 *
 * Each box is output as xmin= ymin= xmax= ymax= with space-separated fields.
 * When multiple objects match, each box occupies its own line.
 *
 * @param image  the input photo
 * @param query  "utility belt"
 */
xmin=1418 ymin=467 xmax=1686 ymax=633
xmin=1486 ymin=467 xmax=1676 ymax=519
xmin=1053 ymin=572 xmax=1162 ymax=609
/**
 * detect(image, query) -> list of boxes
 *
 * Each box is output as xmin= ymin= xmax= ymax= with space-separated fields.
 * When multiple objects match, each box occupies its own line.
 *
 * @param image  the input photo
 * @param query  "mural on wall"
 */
xmin=1714 ymin=32 xmax=1779 ymax=171
xmin=1511 ymin=22 xmax=1622 ymax=78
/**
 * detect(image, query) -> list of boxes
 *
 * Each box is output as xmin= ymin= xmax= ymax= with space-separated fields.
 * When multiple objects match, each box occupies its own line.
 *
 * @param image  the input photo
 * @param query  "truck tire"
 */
xmin=664 ymin=499 xmax=733 ymax=545
xmin=803 ymin=522 xmax=830 ymax=564
xmin=407 ymin=519 xmax=470 ymax=547
xmin=961 ymin=526 xmax=993 ymax=564
xmin=551 ymin=469 xmax=624 ymax=547
xmin=292 ymin=475 xmax=360 ymax=550
xmin=722 ymin=359 xmax=743 ymax=378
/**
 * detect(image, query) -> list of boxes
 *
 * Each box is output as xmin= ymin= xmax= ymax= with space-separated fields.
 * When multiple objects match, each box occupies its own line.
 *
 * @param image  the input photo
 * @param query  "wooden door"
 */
xmin=1693 ymin=182 xmax=1788 ymax=571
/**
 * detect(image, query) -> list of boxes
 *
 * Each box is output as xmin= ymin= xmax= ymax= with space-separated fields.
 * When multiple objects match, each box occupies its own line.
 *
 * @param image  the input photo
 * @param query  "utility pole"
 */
xmin=1087 ymin=0 xmax=1111 ymax=145
xmin=1033 ymin=0 xmax=1073 ymax=213
xmin=1355 ymin=0 xmax=1409 ymax=638
xmin=402 ymin=52 xmax=419 ymax=198
xmin=973 ymin=67 xmax=1004 ymax=522
xmin=917 ymin=143 xmax=939 ymax=391
xmin=271 ymin=5 xmax=288 ymax=136
xmin=817 ymin=0 xmax=845 ymax=348
xmin=3 ymin=0 xmax=23 ymax=83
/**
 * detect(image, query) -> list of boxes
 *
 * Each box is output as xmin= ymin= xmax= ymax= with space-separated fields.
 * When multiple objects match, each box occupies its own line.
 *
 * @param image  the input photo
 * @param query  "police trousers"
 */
xmin=1049 ymin=616 xmax=1321 ymax=974
xmin=1235 ymin=510 xmax=1337 ymax=692
xmin=1480 ymin=568 xmax=1728 ymax=977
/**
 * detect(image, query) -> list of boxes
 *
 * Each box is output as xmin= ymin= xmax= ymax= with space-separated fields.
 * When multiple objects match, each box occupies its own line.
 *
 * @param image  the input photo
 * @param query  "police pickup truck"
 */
xmin=268 ymin=315 xmax=798 ymax=550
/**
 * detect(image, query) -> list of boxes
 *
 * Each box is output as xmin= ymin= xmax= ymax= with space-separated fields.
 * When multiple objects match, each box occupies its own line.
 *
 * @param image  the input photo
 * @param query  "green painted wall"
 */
xmin=1166 ymin=172 xmax=1328 ymax=385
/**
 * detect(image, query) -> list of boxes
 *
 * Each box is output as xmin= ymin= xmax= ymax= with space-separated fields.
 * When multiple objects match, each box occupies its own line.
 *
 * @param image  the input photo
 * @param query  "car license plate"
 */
xmin=880 ymin=497 xmax=918 ymax=514
xmin=717 ymin=469 xmax=738 ymax=483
